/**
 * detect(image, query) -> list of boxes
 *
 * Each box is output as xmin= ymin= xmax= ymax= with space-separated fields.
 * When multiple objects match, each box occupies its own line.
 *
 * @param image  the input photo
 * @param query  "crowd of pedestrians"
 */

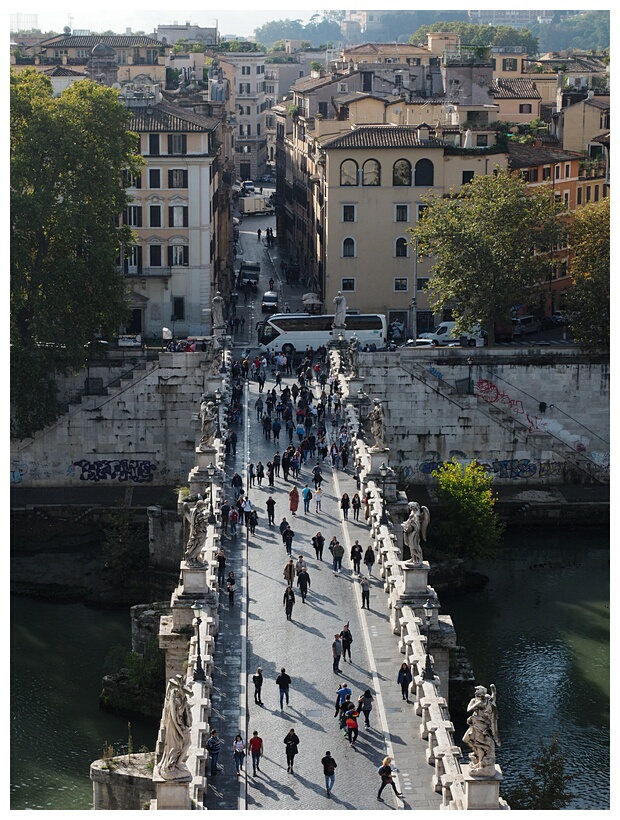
xmin=205 ymin=343 xmax=403 ymax=805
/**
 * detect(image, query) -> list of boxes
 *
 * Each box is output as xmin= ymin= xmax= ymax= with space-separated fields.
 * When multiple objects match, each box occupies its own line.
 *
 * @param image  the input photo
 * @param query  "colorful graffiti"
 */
xmin=393 ymin=450 xmax=567 ymax=481
xmin=475 ymin=378 xmax=524 ymax=414
xmin=73 ymin=459 xmax=156 ymax=483
xmin=10 ymin=462 xmax=28 ymax=484
xmin=427 ymin=366 xmax=444 ymax=380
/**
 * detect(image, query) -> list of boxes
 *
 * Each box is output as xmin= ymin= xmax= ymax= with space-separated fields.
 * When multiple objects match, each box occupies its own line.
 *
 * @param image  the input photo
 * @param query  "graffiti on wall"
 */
xmin=73 ymin=459 xmax=157 ymax=483
xmin=474 ymin=378 xmax=524 ymax=414
xmin=392 ymin=450 xmax=567 ymax=482
xmin=10 ymin=462 xmax=28 ymax=484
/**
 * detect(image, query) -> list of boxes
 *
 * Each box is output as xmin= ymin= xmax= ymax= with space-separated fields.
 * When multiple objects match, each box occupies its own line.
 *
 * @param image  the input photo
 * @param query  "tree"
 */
xmin=411 ymin=169 xmax=566 ymax=345
xmin=431 ymin=459 xmax=504 ymax=560
xmin=565 ymin=197 xmax=609 ymax=354
xmin=10 ymin=70 xmax=143 ymax=439
xmin=409 ymin=21 xmax=539 ymax=55
xmin=503 ymin=736 xmax=575 ymax=810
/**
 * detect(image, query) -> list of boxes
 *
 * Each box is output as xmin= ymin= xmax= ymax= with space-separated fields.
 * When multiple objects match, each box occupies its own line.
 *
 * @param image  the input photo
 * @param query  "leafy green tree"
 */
xmin=565 ymin=197 xmax=609 ymax=354
xmin=503 ymin=736 xmax=575 ymax=810
xmin=532 ymin=10 xmax=609 ymax=53
xmin=411 ymin=169 xmax=566 ymax=345
xmin=431 ymin=459 xmax=504 ymax=560
xmin=10 ymin=70 xmax=142 ymax=438
xmin=409 ymin=21 xmax=538 ymax=55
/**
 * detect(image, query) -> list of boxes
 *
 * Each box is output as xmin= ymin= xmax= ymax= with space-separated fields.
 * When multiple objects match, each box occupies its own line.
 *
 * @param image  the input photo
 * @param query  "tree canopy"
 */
xmin=254 ymin=15 xmax=341 ymax=48
xmin=409 ymin=21 xmax=539 ymax=55
xmin=565 ymin=197 xmax=610 ymax=354
xmin=533 ymin=10 xmax=609 ymax=53
xmin=10 ymin=70 xmax=143 ymax=438
xmin=411 ymin=169 xmax=566 ymax=345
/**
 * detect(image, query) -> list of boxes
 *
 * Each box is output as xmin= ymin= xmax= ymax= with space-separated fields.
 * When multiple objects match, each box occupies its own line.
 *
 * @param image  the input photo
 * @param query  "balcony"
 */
xmin=123 ymin=267 xmax=173 ymax=279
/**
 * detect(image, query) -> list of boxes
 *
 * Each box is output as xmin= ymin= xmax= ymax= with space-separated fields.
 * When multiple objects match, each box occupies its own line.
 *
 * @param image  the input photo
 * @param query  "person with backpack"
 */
xmin=377 ymin=756 xmax=402 ymax=801
xmin=321 ymin=751 xmax=337 ymax=798
xmin=345 ymin=709 xmax=359 ymax=746
xmin=206 ymin=728 xmax=223 ymax=776
xmin=358 ymin=689 xmax=374 ymax=728
xmin=301 ymin=484 xmax=313 ymax=514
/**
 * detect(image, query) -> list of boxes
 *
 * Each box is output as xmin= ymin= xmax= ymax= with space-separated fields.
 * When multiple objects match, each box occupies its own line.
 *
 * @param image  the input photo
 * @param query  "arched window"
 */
xmin=340 ymin=159 xmax=358 ymax=186
xmin=393 ymin=159 xmax=412 ymax=186
xmin=342 ymin=237 xmax=356 ymax=258
xmin=395 ymin=237 xmax=409 ymax=257
xmin=415 ymin=158 xmax=434 ymax=187
xmin=362 ymin=159 xmax=381 ymax=186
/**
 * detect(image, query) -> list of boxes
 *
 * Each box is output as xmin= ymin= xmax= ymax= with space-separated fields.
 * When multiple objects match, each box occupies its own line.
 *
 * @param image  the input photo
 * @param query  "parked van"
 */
xmin=419 ymin=321 xmax=483 ymax=346
xmin=512 ymin=315 xmax=541 ymax=336
xmin=261 ymin=290 xmax=279 ymax=313
xmin=238 ymin=260 xmax=261 ymax=289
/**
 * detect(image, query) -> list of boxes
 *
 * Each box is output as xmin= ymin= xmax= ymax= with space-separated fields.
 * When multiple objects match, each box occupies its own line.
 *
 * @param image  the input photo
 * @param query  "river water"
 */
xmin=10 ymin=598 xmax=157 ymax=811
xmin=10 ymin=530 xmax=609 ymax=810
xmin=443 ymin=529 xmax=609 ymax=810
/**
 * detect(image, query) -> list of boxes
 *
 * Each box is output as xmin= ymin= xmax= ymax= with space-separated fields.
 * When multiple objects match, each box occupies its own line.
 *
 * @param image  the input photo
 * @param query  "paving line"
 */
xmin=238 ymin=379 xmax=252 ymax=810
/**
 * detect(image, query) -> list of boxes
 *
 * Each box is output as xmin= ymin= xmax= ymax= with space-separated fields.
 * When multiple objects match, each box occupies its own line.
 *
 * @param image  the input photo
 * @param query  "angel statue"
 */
xmin=184 ymin=500 xmax=210 ymax=565
xmin=332 ymin=291 xmax=347 ymax=329
xmin=158 ymin=675 xmax=193 ymax=779
xmin=402 ymin=501 xmax=431 ymax=564
xmin=199 ymin=400 xmax=217 ymax=449
xmin=368 ymin=399 xmax=386 ymax=450
xmin=463 ymin=684 xmax=500 ymax=777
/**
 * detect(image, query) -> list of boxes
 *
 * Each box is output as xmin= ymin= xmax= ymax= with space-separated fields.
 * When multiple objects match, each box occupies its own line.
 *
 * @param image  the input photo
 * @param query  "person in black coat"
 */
xmin=284 ymin=729 xmax=300 ymax=772
xmin=252 ymin=667 xmax=264 ymax=705
xmin=296 ymin=567 xmax=311 ymax=602
xmin=283 ymin=586 xmax=296 ymax=620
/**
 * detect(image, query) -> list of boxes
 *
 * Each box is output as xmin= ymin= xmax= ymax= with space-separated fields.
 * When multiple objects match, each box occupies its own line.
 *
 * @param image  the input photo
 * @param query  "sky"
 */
xmin=13 ymin=2 xmax=585 ymax=39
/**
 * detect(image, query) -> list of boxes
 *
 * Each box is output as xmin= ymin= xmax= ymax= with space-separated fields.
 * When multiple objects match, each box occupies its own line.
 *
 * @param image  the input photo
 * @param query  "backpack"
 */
xmin=325 ymin=759 xmax=335 ymax=775
xmin=307 ymin=490 xmax=313 ymax=500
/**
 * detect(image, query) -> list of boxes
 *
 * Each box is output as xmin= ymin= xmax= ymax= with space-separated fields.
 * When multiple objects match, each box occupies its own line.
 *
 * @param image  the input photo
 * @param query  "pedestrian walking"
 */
xmin=338 ymin=696 xmax=355 ymax=735
xmin=302 ymin=484 xmax=313 ymax=514
xmin=284 ymin=729 xmax=299 ymax=773
xmin=332 ymin=634 xmax=342 ymax=673
xmin=358 ymin=689 xmax=374 ymax=727
xmin=257 ymin=228 xmax=262 ymax=242
xmin=289 ymin=486 xmax=299 ymax=516
xmin=283 ymin=585 xmax=296 ymax=620
xmin=364 ymin=545 xmax=375 ymax=576
xmin=276 ymin=667 xmax=291 ymax=709
xmin=249 ymin=731 xmax=263 ymax=776
xmin=231 ymin=471 xmax=243 ymax=499
xmin=220 ymin=499 xmax=230 ymax=533
xmin=248 ymin=508 xmax=258 ymax=535
xmin=350 ymin=540 xmax=363 ymax=574
xmin=206 ymin=728 xmax=223 ymax=775
xmin=340 ymin=492 xmax=351 ymax=520
xmin=340 ymin=623 xmax=353 ymax=663
xmin=312 ymin=462 xmax=323 ymax=489
xmin=377 ymin=756 xmax=402 ymax=801
xmin=321 ymin=751 xmax=337 ymax=798
xmin=248 ymin=462 xmax=256 ymax=487
xmin=255 ymin=397 xmax=264 ymax=421
xmin=360 ymin=576 xmax=371 ymax=609
xmin=256 ymin=461 xmax=265 ymax=486
xmin=397 ymin=661 xmax=413 ymax=702
xmin=273 ymin=450 xmax=281 ymax=476
xmin=226 ymin=571 xmax=236 ymax=607
xmin=352 ymin=492 xmax=362 ymax=521
xmin=295 ymin=553 xmax=307 ymax=576
xmin=331 ymin=540 xmax=345 ymax=575
xmin=314 ymin=486 xmax=323 ymax=512
xmin=230 ymin=507 xmax=239 ymax=535
xmin=283 ymin=557 xmax=296 ymax=585
xmin=232 ymin=734 xmax=245 ymax=776
xmin=345 ymin=709 xmax=359 ymax=746
xmin=252 ymin=667 xmax=264 ymax=706
xmin=282 ymin=525 xmax=295 ymax=556
xmin=216 ymin=547 xmax=226 ymax=587
xmin=297 ymin=566 xmax=311 ymax=602
xmin=266 ymin=495 xmax=276 ymax=525
xmin=312 ymin=531 xmax=325 ymax=560
xmin=334 ymin=682 xmax=352 ymax=716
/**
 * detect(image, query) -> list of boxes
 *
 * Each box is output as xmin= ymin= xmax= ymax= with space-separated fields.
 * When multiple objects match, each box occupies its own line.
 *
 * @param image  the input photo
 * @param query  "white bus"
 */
xmin=257 ymin=313 xmax=387 ymax=355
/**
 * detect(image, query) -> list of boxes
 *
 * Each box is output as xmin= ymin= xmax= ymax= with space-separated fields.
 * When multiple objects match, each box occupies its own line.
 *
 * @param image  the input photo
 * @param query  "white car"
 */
xmin=399 ymin=338 xmax=436 ymax=348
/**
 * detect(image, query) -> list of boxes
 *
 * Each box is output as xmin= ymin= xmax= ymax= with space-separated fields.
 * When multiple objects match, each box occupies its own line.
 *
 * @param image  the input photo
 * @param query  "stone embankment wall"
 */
xmin=10 ymin=352 xmax=211 ymax=489
xmin=358 ymin=348 xmax=609 ymax=485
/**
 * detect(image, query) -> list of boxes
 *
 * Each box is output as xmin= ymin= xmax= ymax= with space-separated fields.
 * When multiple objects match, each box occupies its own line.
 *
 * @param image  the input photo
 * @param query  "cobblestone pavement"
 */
xmin=203 ymin=234 xmax=442 ymax=809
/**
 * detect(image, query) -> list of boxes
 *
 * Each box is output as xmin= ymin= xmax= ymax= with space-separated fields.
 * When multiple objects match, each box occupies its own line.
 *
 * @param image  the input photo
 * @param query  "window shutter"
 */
xmin=181 ymin=135 xmax=187 ymax=154
xmin=137 ymin=245 xmax=143 ymax=273
xmin=167 ymin=134 xmax=173 ymax=154
xmin=183 ymin=169 xmax=188 ymax=187
xmin=137 ymin=207 xmax=142 ymax=228
xmin=169 ymin=206 xmax=174 ymax=227
xmin=168 ymin=169 xmax=173 ymax=188
xmin=183 ymin=207 xmax=188 ymax=227
xmin=168 ymin=246 xmax=173 ymax=266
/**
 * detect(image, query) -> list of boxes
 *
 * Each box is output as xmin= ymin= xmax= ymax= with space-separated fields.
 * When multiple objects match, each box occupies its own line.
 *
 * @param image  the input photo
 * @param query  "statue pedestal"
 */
xmin=195 ymin=445 xmax=217 ymax=470
xmin=462 ymin=764 xmax=504 ymax=810
xmin=153 ymin=769 xmax=192 ymax=810
xmin=182 ymin=561 xmax=209 ymax=594
xmin=347 ymin=377 xmax=364 ymax=397
xmin=400 ymin=560 xmax=430 ymax=594
xmin=368 ymin=447 xmax=390 ymax=475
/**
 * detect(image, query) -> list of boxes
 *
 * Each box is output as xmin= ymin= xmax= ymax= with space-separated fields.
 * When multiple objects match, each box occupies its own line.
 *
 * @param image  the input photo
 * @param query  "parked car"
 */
xmin=512 ymin=315 xmax=541 ymax=336
xmin=551 ymin=311 xmax=569 ymax=325
xmin=398 ymin=338 xmax=435 ymax=348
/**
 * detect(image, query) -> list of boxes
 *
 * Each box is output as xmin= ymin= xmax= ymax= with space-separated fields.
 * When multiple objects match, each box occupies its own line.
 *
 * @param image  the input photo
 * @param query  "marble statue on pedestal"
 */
xmin=332 ymin=291 xmax=347 ymax=329
xmin=402 ymin=501 xmax=430 ymax=564
xmin=368 ymin=399 xmax=386 ymax=450
xmin=184 ymin=500 xmax=209 ymax=564
xmin=211 ymin=292 xmax=225 ymax=329
xmin=158 ymin=675 xmax=193 ymax=779
xmin=199 ymin=400 xmax=217 ymax=449
xmin=463 ymin=684 xmax=500 ymax=777
xmin=349 ymin=334 xmax=359 ymax=377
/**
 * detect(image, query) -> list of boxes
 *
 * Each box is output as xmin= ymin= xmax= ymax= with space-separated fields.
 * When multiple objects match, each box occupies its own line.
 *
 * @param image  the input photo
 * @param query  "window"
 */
xmin=149 ymin=245 xmax=162 ymax=266
xmin=393 ymin=159 xmax=411 ymax=186
xmin=577 ymin=187 xmax=583 ymax=205
xmin=168 ymin=135 xmax=187 ymax=155
xmin=318 ymin=101 xmax=328 ymax=117
xmin=362 ymin=159 xmax=381 ymax=186
xmin=149 ymin=134 xmax=160 ymax=156
xmin=594 ymin=185 xmax=600 ymax=202
xmin=169 ymin=169 xmax=188 ymax=188
xmin=340 ymin=159 xmax=358 ymax=186
xmin=341 ymin=278 xmax=355 ymax=291
xmin=564 ymin=192 xmax=570 ymax=208
xmin=395 ymin=204 xmax=409 ymax=223
xmin=519 ymin=104 xmax=532 ymax=114
xmin=555 ymin=165 xmax=560 ymax=179
xmin=417 ymin=278 xmax=429 ymax=291
xmin=565 ymin=164 xmax=570 ymax=177
xmin=415 ymin=158 xmax=434 ymax=186
xmin=124 ymin=205 xmax=142 ymax=227
xmin=342 ymin=238 xmax=355 ymax=258
xmin=416 ymin=204 xmax=428 ymax=220
xmin=242 ymin=65 xmax=251 ymax=75
xmin=338 ymin=82 xmax=348 ymax=93
xmin=462 ymin=171 xmax=475 ymax=185
xmin=172 ymin=297 xmax=185 ymax=321
xmin=394 ymin=278 xmax=408 ymax=292
xmin=342 ymin=204 xmax=356 ymax=223
xmin=503 ymin=58 xmax=518 ymax=71
xmin=529 ymin=168 xmax=539 ymax=182
xmin=169 ymin=245 xmax=189 ymax=266
xmin=123 ymin=169 xmax=141 ymax=188
xmin=149 ymin=168 xmax=161 ymax=188
xmin=476 ymin=134 xmax=488 ymax=147
xmin=149 ymin=205 xmax=162 ymax=228
xmin=586 ymin=185 xmax=591 ymax=202
xmin=542 ymin=167 xmax=551 ymax=180
xmin=395 ymin=238 xmax=408 ymax=258
xmin=169 ymin=205 xmax=188 ymax=228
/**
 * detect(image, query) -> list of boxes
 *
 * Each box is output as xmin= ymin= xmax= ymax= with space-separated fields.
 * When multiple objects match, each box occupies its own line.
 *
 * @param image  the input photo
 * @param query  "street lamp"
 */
xmin=379 ymin=462 xmax=389 ymax=526
xmin=214 ymin=388 xmax=222 ymax=439
xmin=422 ymin=598 xmax=435 ymax=681
xmin=356 ymin=390 xmax=368 ymax=439
xmin=206 ymin=462 xmax=216 ymax=518
xmin=467 ymin=356 xmax=474 ymax=395
xmin=191 ymin=600 xmax=207 ymax=682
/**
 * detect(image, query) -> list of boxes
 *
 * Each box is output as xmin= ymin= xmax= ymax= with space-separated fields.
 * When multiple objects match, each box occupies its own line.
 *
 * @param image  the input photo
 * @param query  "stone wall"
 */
xmin=10 ymin=352 xmax=213 ymax=488
xmin=359 ymin=347 xmax=609 ymax=485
